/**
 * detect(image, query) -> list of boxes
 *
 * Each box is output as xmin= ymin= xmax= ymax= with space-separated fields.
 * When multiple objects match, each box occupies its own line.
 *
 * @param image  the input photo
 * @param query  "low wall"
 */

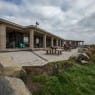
xmin=23 ymin=61 xmax=73 ymax=76
xmin=22 ymin=61 xmax=74 ymax=93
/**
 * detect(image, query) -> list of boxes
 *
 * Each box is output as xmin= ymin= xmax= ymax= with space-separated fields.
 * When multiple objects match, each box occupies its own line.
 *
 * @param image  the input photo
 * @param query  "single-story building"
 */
xmin=0 ymin=18 xmax=84 ymax=51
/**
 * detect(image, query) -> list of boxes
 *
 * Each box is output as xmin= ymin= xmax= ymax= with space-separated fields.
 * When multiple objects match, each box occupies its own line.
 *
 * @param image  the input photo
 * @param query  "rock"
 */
xmin=82 ymin=53 xmax=90 ymax=60
xmin=0 ymin=76 xmax=32 ymax=95
xmin=0 ymin=56 xmax=25 ymax=77
xmin=78 ymin=48 xmax=84 ymax=53
xmin=85 ymin=51 xmax=92 ymax=57
xmin=77 ymin=53 xmax=90 ymax=61
xmin=76 ymin=53 xmax=90 ymax=64
xmin=78 ymin=48 xmax=89 ymax=53
xmin=81 ymin=60 xmax=89 ymax=64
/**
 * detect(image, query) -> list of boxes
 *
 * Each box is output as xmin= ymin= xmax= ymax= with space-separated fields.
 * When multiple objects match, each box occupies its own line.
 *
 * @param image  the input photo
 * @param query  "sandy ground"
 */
xmin=0 ymin=49 xmax=79 ymax=66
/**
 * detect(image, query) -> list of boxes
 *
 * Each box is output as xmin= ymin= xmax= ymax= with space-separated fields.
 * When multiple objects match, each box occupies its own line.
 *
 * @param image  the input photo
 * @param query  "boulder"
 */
xmin=0 ymin=56 xmax=25 ymax=77
xmin=0 ymin=76 xmax=32 ymax=95
xmin=77 ymin=53 xmax=90 ymax=61
xmin=85 ymin=50 xmax=92 ymax=57
xmin=78 ymin=48 xmax=89 ymax=53
xmin=81 ymin=60 xmax=89 ymax=64
xmin=78 ymin=48 xmax=84 ymax=53
xmin=76 ymin=53 xmax=90 ymax=64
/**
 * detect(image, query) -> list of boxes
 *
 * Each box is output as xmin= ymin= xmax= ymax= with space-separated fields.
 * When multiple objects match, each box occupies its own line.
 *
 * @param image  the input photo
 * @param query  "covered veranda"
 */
xmin=0 ymin=24 xmax=63 ymax=51
xmin=0 ymin=19 xmax=84 ymax=52
xmin=29 ymin=27 xmax=63 ymax=50
xmin=6 ymin=27 xmax=30 ymax=49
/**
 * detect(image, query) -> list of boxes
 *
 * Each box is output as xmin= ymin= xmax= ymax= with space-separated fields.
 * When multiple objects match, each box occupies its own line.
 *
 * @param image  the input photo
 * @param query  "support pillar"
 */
xmin=74 ymin=41 xmax=76 ymax=47
xmin=76 ymin=42 xmax=78 ymax=47
xmin=82 ymin=41 xmax=84 ymax=46
xmin=30 ymin=29 xmax=34 ymax=49
xmin=62 ymin=41 xmax=64 ymax=47
xmin=78 ymin=42 xmax=80 ymax=47
xmin=60 ymin=40 xmax=62 ymax=47
xmin=43 ymin=35 xmax=46 ymax=48
xmin=0 ymin=24 xmax=6 ymax=51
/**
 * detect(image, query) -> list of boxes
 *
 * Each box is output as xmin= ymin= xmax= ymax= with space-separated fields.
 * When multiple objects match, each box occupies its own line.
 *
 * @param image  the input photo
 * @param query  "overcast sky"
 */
xmin=0 ymin=0 xmax=95 ymax=44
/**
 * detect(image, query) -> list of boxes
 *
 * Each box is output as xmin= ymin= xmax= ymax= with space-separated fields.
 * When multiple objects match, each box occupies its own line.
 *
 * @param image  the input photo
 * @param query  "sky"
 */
xmin=0 ymin=0 xmax=95 ymax=44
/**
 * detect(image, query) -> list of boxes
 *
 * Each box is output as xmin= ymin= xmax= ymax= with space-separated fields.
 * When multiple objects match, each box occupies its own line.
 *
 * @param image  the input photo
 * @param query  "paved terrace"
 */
xmin=34 ymin=49 xmax=78 ymax=62
xmin=0 ymin=49 xmax=79 ymax=67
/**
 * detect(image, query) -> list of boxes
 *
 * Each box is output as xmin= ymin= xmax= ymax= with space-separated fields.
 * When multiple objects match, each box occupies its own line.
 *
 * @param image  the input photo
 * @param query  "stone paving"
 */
xmin=0 ymin=49 xmax=79 ymax=66
xmin=34 ymin=49 xmax=79 ymax=62
xmin=0 ymin=51 xmax=47 ymax=66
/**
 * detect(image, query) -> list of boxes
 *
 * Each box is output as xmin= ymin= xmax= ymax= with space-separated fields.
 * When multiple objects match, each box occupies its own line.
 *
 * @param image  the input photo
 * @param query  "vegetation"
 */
xmin=22 ymin=46 xmax=95 ymax=95
xmin=31 ymin=53 xmax=95 ymax=95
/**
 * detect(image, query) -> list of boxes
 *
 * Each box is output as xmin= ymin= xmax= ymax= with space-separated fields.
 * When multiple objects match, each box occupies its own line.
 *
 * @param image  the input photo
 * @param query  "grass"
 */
xmin=29 ymin=47 xmax=95 ymax=95
xmin=31 ymin=59 xmax=95 ymax=95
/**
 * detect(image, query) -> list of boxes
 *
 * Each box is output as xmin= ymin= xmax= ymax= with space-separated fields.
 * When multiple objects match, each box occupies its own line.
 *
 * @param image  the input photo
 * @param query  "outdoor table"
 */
xmin=56 ymin=49 xmax=62 ymax=55
xmin=46 ymin=49 xmax=51 ymax=54
xmin=46 ymin=47 xmax=62 ymax=55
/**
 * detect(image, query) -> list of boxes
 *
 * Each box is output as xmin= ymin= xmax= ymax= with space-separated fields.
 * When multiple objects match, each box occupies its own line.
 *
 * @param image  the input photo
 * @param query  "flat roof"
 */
xmin=0 ymin=18 xmax=63 ymax=40
xmin=64 ymin=39 xmax=84 ymax=42
xmin=26 ymin=25 xmax=64 ymax=40
xmin=0 ymin=18 xmax=24 ymax=29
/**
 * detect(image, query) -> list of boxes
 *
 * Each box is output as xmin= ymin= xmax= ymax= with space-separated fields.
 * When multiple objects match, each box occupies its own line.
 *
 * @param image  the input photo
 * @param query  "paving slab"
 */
xmin=0 ymin=49 xmax=79 ymax=66
xmin=0 ymin=51 xmax=47 ymax=66
xmin=34 ymin=49 xmax=79 ymax=62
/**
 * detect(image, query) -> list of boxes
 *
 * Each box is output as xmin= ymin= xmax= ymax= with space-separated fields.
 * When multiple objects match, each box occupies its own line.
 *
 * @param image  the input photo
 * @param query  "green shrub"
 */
xmin=32 ymin=73 xmax=49 ymax=84
xmin=31 ymin=58 xmax=95 ymax=95
xmin=90 ymin=55 xmax=95 ymax=63
xmin=42 ymin=76 xmax=63 ymax=95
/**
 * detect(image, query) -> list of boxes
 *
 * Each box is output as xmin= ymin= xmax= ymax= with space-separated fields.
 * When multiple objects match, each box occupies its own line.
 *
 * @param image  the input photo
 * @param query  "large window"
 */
xmin=6 ymin=28 xmax=29 ymax=48
xmin=53 ymin=39 xmax=57 ymax=46
xmin=34 ymin=32 xmax=44 ymax=48
xmin=46 ymin=37 xmax=51 ymax=47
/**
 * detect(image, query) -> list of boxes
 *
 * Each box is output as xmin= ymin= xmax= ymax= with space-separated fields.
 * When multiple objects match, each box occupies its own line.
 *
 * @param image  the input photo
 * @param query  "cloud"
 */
xmin=0 ymin=0 xmax=95 ymax=44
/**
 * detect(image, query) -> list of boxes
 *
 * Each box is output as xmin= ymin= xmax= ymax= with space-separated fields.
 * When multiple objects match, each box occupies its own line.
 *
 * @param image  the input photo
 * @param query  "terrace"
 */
xmin=0 ymin=48 xmax=79 ymax=67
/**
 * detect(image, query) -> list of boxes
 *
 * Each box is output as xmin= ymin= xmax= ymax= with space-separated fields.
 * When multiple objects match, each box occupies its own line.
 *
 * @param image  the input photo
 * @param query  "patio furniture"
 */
xmin=46 ymin=48 xmax=52 ymax=54
xmin=46 ymin=47 xmax=62 ymax=55
xmin=56 ymin=49 xmax=62 ymax=55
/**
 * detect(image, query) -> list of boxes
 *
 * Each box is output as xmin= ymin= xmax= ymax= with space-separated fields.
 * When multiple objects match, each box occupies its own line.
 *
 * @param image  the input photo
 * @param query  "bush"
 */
xmin=42 ymin=76 xmax=63 ymax=95
xmin=32 ymin=74 xmax=49 ymax=83
xmin=90 ymin=55 xmax=95 ymax=63
xmin=29 ymin=56 xmax=95 ymax=95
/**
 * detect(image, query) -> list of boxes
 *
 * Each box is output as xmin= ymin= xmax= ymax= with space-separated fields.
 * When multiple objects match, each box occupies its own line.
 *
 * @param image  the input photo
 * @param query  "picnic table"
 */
xmin=46 ymin=47 xmax=62 ymax=55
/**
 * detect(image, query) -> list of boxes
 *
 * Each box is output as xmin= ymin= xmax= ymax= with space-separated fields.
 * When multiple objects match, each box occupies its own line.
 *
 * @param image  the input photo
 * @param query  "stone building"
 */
xmin=0 ymin=19 xmax=84 ymax=51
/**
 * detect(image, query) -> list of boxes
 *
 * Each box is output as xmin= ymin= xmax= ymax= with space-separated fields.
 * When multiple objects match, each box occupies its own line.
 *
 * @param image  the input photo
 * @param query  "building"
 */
xmin=0 ymin=19 xmax=84 ymax=51
xmin=64 ymin=40 xmax=84 ymax=48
